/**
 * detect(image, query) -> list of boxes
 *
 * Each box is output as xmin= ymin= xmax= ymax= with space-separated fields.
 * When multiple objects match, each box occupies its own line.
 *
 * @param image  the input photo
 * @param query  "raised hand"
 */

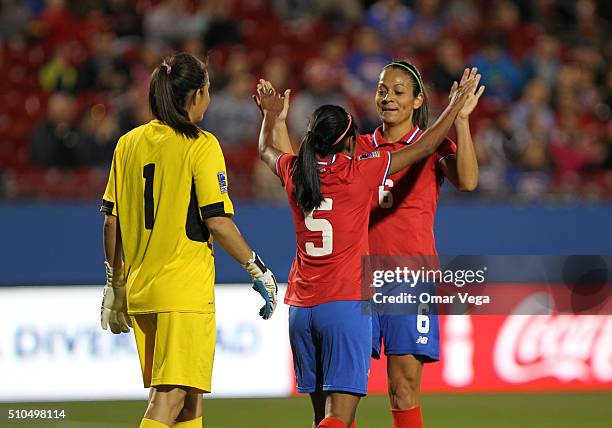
xmin=253 ymin=79 xmax=291 ymax=120
xmin=449 ymin=67 xmax=485 ymax=120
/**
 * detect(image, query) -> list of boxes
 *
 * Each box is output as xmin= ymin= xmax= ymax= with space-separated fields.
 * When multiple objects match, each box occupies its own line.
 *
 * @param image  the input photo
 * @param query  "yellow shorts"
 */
xmin=131 ymin=312 xmax=216 ymax=393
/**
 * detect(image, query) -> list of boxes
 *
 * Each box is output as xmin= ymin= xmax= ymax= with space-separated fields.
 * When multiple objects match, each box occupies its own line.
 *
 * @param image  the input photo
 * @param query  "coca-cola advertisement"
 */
xmin=369 ymin=293 xmax=612 ymax=393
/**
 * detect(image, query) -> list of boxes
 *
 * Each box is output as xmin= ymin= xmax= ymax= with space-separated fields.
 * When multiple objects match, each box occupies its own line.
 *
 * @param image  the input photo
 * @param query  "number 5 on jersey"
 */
xmin=305 ymin=198 xmax=333 ymax=256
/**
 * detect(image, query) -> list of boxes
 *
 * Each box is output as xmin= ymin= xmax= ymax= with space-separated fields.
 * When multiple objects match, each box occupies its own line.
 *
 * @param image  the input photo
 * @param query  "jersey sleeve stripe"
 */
xmin=438 ymin=153 xmax=457 ymax=163
xmin=100 ymin=199 xmax=115 ymax=215
xmin=405 ymin=127 xmax=421 ymax=145
xmin=200 ymin=202 xmax=227 ymax=219
xmin=382 ymin=152 xmax=392 ymax=185
xmin=275 ymin=154 xmax=283 ymax=176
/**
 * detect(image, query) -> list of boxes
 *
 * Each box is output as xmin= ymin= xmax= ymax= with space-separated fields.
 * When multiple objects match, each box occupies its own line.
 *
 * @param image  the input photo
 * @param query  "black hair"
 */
xmin=149 ymin=52 xmax=208 ymax=139
xmin=384 ymin=60 xmax=429 ymax=130
xmin=294 ymin=105 xmax=357 ymax=212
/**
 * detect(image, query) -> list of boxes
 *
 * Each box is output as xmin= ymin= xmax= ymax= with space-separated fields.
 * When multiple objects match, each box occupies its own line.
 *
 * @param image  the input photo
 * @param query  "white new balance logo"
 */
xmin=416 ymin=336 xmax=428 ymax=345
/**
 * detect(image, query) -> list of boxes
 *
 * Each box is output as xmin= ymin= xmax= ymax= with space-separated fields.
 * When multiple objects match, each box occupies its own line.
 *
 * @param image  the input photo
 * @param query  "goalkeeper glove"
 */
xmin=101 ymin=261 xmax=132 ymax=333
xmin=243 ymin=252 xmax=278 ymax=320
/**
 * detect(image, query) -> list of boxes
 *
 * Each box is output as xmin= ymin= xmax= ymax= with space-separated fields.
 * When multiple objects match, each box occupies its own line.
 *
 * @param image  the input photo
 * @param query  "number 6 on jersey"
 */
xmin=378 ymin=178 xmax=394 ymax=209
xmin=305 ymin=198 xmax=333 ymax=256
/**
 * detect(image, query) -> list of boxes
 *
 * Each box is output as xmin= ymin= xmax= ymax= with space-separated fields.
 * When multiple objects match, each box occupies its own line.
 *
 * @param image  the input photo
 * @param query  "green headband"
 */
xmin=384 ymin=62 xmax=424 ymax=94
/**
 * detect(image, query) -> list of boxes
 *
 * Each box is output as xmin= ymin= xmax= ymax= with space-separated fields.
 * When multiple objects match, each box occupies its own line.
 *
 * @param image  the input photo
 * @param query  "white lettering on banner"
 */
xmin=14 ymin=326 xmax=134 ymax=358
xmin=216 ymin=322 xmax=259 ymax=354
xmin=443 ymin=315 xmax=474 ymax=387
xmin=592 ymin=318 xmax=612 ymax=381
xmin=0 ymin=286 xmax=293 ymax=402
xmin=494 ymin=292 xmax=612 ymax=383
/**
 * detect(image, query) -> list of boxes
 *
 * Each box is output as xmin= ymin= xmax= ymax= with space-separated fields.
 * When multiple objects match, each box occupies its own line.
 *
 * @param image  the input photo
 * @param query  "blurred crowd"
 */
xmin=0 ymin=0 xmax=610 ymax=201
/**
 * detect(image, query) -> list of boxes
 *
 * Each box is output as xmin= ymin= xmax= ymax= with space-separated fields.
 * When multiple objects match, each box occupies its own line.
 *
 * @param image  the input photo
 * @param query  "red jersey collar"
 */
xmin=372 ymin=126 xmax=421 ymax=148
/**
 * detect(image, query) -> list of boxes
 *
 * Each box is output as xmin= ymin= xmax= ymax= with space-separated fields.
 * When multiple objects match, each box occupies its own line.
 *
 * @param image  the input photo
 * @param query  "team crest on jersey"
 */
xmin=358 ymin=151 xmax=381 ymax=160
xmin=217 ymin=172 xmax=228 ymax=193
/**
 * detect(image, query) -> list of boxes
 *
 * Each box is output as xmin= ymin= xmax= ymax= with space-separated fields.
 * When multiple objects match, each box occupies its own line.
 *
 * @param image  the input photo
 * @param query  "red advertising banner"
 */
xmin=369 ymin=307 xmax=612 ymax=393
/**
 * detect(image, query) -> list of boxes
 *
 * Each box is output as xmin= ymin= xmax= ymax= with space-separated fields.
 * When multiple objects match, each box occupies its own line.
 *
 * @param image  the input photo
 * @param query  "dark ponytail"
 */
xmin=294 ymin=131 xmax=325 ymax=212
xmin=294 ymin=105 xmax=357 ymax=212
xmin=384 ymin=60 xmax=429 ymax=130
xmin=149 ymin=52 xmax=208 ymax=139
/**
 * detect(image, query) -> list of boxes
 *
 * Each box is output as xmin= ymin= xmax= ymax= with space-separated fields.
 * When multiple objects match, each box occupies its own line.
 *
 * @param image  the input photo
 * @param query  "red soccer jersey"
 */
xmin=356 ymin=126 xmax=457 ymax=256
xmin=277 ymin=151 xmax=392 ymax=306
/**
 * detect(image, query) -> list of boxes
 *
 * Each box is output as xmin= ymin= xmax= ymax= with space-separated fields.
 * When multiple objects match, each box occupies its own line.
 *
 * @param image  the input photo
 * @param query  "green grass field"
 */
xmin=1 ymin=393 xmax=611 ymax=427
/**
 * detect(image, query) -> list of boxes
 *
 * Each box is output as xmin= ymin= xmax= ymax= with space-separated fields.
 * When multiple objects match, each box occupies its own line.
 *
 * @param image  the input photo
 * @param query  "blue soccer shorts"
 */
xmin=289 ymin=300 xmax=372 ymax=396
xmin=371 ymin=281 xmax=440 ymax=362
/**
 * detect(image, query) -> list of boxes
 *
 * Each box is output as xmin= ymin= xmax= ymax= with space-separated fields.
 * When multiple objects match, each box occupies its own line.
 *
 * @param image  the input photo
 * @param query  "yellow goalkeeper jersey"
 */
xmin=101 ymin=120 xmax=234 ymax=314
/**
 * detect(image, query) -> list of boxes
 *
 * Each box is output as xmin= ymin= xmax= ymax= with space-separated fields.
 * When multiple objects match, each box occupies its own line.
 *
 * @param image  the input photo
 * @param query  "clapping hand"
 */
xmin=449 ymin=67 xmax=486 ymax=120
xmin=253 ymin=79 xmax=291 ymax=121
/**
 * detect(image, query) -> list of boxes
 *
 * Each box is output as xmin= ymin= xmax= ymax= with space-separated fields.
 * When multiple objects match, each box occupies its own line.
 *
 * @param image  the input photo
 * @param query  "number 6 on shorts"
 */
xmin=417 ymin=302 xmax=430 ymax=334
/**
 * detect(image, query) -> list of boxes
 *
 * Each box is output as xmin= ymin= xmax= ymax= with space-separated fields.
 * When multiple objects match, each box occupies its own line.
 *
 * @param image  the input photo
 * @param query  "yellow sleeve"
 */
xmin=100 ymin=148 xmax=119 ymax=216
xmin=193 ymin=132 xmax=235 ymax=219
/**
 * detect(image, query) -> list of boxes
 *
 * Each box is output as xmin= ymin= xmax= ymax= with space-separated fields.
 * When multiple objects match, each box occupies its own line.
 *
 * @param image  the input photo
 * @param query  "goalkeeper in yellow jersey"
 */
xmin=99 ymin=52 xmax=277 ymax=428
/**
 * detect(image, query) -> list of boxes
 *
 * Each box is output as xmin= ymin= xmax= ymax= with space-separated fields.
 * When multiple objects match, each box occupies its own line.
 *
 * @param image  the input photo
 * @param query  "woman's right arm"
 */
xmin=388 ymin=73 xmax=481 ymax=176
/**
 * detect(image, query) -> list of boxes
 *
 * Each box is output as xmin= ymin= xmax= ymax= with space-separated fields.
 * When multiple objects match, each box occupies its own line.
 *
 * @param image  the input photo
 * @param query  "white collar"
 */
xmin=372 ymin=126 xmax=421 ymax=147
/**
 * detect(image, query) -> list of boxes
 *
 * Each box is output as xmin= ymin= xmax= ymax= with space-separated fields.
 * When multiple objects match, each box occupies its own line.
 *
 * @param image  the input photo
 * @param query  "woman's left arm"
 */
xmin=256 ymin=80 xmax=292 ymax=174
xmin=440 ymin=117 xmax=479 ymax=191
xmin=439 ymin=67 xmax=484 ymax=192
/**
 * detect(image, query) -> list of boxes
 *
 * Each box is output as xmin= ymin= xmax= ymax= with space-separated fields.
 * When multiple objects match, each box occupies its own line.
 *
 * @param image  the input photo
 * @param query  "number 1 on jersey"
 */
xmin=143 ymin=163 xmax=155 ymax=229
xmin=305 ymin=198 xmax=333 ymax=256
